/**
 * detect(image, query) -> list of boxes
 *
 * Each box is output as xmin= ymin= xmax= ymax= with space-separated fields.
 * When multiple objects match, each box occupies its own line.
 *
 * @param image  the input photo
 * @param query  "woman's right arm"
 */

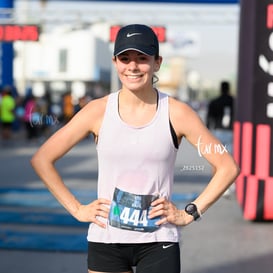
xmin=31 ymin=96 xmax=111 ymax=228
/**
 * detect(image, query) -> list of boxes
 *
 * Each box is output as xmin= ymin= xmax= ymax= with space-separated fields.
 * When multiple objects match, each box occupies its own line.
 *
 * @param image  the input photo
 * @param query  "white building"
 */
xmin=14 ymin=23 xmax=112 ymax=99
xmin=12 ymin=1 xmax=239 ymax=99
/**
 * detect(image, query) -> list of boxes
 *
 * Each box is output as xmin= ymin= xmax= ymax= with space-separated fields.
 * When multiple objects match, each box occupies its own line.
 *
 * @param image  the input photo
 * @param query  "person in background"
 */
xmin=23 ymin=94 xmax=39 ymax=141
xmin=62 ymin=92 xmax=74 ymax=124
xmin=206 ymin=81 xmax=235 ymax=196
xmin=31 ymin=24 xmax=240 ymax=273
xmin=0 ymin=86 xmax=16 ymax=140
xmin=207 ymin=81 xmax=234 ymax=128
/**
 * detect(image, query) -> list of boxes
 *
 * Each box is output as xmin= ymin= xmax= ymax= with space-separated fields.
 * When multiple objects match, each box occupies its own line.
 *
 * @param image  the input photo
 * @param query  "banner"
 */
xmin=234 ymin=0 xmax=273 ymax=221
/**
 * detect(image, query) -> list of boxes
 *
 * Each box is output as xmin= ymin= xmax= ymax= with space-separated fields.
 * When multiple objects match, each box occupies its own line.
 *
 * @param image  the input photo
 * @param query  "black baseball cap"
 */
xmin=113 ymin=24 xmax=159 ymax=56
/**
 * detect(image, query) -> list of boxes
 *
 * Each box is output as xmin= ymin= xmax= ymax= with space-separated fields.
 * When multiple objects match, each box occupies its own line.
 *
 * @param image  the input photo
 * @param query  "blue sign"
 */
xmin=0 ymin=0 xmax=14 ymax=87
xmin=0 ymin=0 xmax=13 ymax=8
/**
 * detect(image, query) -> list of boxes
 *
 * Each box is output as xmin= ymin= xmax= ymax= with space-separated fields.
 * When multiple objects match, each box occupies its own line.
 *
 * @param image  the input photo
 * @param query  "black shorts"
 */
xmin=88 ymin=241 xmax=181 ymax=273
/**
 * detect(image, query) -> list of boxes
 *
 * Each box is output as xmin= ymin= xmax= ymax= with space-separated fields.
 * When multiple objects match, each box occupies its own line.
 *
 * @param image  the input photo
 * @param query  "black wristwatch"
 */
xmin=185 ymin=203 xmax=201 ymax=221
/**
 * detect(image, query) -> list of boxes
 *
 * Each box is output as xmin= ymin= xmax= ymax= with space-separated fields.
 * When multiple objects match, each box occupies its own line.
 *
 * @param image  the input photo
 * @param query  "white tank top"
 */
xmin=87 ymin=90 xmax=180 ymax=243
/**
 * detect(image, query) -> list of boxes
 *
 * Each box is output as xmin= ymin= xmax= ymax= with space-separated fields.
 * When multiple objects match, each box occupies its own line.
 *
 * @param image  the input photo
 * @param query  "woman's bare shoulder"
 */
xmin=85 ymin=94 xmax=109 ymax=110
xmin=76 ymin=94 xmax=110 ymax=136
xmin=168 ymin=96 xmax=196 ymax=117
xmin=77 ymin=94 xmax=109 ymax=120
xmin=168 ymin=96 xmax=205 ymax=138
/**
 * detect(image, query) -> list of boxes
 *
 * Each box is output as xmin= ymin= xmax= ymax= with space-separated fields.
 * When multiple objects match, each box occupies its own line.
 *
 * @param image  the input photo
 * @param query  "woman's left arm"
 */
xmin=150 ymin=98 xmax=240 ymax=226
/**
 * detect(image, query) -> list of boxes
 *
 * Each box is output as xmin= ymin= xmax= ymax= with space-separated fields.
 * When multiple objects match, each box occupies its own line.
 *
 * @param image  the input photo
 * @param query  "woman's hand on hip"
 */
xmin=75 ymin=198 xmax=111 ymax=228
xmin=149 ymin=197 xmax=194 ymax=226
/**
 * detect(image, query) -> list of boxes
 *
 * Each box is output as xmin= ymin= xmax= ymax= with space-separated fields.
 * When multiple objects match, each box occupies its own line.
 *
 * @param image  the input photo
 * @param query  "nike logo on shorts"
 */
xmin=162 ymin=244 xmax=174 ymax=249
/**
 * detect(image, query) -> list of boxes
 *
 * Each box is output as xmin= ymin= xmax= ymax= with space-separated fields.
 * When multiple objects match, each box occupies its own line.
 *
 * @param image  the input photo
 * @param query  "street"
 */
xmin=0 ymin=136 xmax=273 ymax=273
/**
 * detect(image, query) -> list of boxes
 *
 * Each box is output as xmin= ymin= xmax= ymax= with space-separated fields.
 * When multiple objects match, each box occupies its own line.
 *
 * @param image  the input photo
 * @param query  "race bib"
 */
xmin=108 ymin=188 xmax=160 ymax=232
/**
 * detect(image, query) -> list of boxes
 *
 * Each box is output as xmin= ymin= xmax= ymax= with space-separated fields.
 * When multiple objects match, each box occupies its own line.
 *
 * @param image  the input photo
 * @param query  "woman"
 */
xmin=31 ymin=24 xmax=240 ymax=273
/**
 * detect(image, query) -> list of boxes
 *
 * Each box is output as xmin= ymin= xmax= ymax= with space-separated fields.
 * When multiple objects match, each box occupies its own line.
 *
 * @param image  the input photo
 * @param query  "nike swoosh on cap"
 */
xmin=126 ymin=32 xmax=142 ymax=38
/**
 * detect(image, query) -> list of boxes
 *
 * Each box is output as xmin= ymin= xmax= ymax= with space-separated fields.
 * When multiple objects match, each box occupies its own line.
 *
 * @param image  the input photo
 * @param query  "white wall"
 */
xmin=14 ymin=23 xmax=112 ymax=88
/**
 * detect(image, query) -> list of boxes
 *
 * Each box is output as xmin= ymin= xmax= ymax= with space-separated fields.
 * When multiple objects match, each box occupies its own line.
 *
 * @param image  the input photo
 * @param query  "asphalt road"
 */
xmin=0 ymin=135 xmax=273 ymax=273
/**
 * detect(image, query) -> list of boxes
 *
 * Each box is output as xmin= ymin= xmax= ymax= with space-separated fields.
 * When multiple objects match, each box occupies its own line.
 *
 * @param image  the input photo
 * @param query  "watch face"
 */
xmin=185 ymin=203 xmax=197 ymax=214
